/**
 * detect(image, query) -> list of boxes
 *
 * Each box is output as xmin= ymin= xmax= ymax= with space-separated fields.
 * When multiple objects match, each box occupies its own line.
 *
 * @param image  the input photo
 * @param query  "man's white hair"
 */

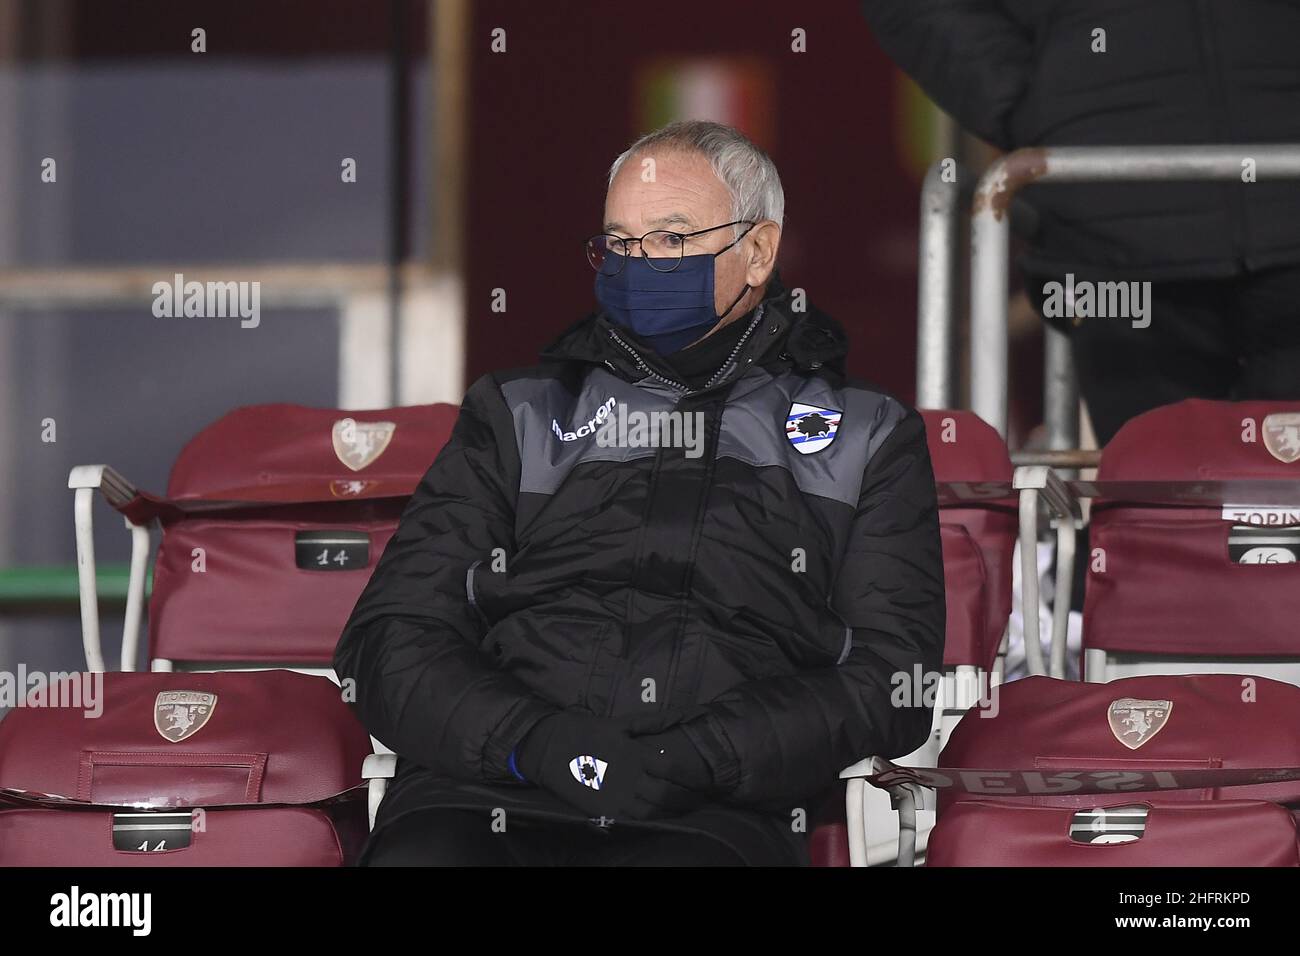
xmin=607 ymin=120 xmax=785 ymax=232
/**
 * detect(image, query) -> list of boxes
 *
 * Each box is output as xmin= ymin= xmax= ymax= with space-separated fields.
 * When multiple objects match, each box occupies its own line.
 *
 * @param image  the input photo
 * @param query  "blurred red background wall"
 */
xmin=51 ymin=0 xmax=928 ymax=403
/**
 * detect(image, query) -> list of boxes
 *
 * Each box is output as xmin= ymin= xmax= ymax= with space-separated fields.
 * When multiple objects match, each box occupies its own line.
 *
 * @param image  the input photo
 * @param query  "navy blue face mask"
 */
xmin=594 ymin=249 xmax=751 ymax=355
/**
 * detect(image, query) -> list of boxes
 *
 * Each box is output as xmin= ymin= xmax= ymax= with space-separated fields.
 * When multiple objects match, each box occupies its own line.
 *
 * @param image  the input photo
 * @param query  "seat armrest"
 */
xmin=1014 ymin=465 xmax=1082 ymax=677
xmin=68 ymin=464 xmax=151 ymax=672
xmin=1014 ymin=465 xmax=1081 ymax=522
xmin=841 ymin=756 xmax=938 ymax=867
xmin=68 ymin=464 xmax=141 ymax=511
xmin=363 ymin=752 xmax=398 ymax=832
xmin=363 ymin=752 xmax=397 ymax=780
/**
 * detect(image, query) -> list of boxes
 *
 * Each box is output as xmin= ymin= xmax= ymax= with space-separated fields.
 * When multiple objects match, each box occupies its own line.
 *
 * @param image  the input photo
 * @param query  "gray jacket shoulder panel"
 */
xmin=499 ymin=369 xmax=665 ymax=496
xmin=717 ymin=370 xmax=908 ymax=507
xmin=497 ymin=366 xmax=910 ymax=508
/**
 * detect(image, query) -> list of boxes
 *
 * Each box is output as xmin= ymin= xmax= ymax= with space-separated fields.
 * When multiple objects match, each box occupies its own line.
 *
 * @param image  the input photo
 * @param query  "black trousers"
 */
xmin=1026 ymin=265 xmax=1300 ymax=445
xmin=363 ymin=809 xmax=750 ymax=867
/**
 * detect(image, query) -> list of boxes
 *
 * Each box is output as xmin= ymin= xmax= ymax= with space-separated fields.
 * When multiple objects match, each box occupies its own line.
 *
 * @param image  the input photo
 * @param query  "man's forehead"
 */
xmin=604 ymin=209 xmax=697 ymax=232
xmin=603 ymin=149 xmax=729 ymax=232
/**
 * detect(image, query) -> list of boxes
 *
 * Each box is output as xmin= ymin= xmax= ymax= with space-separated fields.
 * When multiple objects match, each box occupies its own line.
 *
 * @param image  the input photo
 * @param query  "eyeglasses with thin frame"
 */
xmin=585 ymin=219 xmax=756 ymax=276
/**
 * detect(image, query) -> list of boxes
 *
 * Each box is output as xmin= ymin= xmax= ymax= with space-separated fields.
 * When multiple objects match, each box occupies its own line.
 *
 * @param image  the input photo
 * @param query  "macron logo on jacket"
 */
xmin=552 ymin=396 xmax=616 ymax=442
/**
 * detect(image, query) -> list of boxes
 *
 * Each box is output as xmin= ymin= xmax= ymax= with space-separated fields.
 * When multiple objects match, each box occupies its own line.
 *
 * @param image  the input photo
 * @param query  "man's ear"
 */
xmin=744 ymin=220 xmax=781 ymax=288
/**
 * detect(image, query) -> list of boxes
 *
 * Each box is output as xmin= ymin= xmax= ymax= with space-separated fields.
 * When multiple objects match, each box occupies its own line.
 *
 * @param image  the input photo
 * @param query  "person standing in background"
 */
xmin=861 ymin=0 xmax=1300 ymax=443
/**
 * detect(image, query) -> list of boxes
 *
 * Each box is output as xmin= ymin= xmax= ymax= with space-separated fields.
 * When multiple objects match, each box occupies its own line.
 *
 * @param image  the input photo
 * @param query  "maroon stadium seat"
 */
xmin=72 ymin=402 xmax=459 ymax=670
xmin=33 ymin=404 xmax=458 ymax=867
xmin=926 ymin=674 xmax=1300 ymax=866
xmin=1083 ymin=399 xmax=1300 ymax=684
xmin=921 ymin=409 xmax=1017 ymax=677
xmin=0 ymin=671 xmax=372 ymax=866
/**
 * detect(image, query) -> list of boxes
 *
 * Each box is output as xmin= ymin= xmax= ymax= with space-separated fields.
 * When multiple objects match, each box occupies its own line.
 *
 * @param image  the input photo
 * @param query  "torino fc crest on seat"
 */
xmin=1107 ymin=698 xmax=1172 ymax=750
xmin=1263 ymin=412 xmax=1300 ymax=464
xmin=332 ymin=417 xmax=396 ymax=471
xmin=154 ymin=690 xmax=218 ymax=743
xmin=786 ymin=403 xmax=842 ymax=455
xmin=569 ymin=755 xmax=608 ymax=790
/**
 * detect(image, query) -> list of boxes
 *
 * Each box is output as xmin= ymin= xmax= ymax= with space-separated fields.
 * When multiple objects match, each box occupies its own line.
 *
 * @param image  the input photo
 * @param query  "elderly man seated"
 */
xmin=335 ymin=120 xmax=945 ymax=867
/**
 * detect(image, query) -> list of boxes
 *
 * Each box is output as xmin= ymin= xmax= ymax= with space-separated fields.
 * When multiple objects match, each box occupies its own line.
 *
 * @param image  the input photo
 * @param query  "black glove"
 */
xmin=514 ymin=711 xmax=701 ymax=822
xmin=631 ymin=725 xmax=717 ymax=796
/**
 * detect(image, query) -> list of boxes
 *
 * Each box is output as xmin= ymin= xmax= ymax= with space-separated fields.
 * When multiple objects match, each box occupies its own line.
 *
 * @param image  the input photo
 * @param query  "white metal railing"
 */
xmin=967 ymin=145 xmax=1300 ymax=440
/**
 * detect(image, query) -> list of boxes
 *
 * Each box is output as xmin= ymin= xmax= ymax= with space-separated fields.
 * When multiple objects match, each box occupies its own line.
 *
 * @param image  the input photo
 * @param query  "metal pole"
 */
xmin=1043 ymin=325 xmax=1078 ymax=450
xmin=1018 ymin=487 xmax=1047 ymax=676
xmin=970 ymin=145 xmax=1300 ymax=439
xmin=430 ymin=0 xmax=470 ymax=403
xmin=1050 ymin=518 xmax=1076 ymax=679
xmin=386 ymin=0 xmax=413 ymax=409
xmin=916 ymin=160 xmax=962 ymax=409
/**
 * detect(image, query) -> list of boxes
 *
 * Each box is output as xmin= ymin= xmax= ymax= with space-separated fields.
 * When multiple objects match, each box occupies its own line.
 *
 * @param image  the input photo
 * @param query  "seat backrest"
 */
xmin=165 ymin=403 xmax=461 ymax=503
xmin=1098 ymin=399 xmax=1300 ymax=483
xmin=147 ymin=403 xmax=459 ymax=667
xmin=939 ymin=674 xmax=1300 ymax=810
xmin=1087 ymin=400 xmax=1300 ymax=661
xmin=920 ymin=410 xmax=1017 ymax=672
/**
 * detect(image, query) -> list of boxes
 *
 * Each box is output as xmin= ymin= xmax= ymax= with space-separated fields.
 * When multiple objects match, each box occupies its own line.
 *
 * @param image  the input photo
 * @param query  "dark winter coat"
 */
xmin=334 ymin=280 xmax=945 ymax=865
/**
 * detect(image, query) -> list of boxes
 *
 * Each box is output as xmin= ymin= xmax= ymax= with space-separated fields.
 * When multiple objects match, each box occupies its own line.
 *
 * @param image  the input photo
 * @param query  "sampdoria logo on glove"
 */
xmin=569 ymin=755 xmax=609 ymax=790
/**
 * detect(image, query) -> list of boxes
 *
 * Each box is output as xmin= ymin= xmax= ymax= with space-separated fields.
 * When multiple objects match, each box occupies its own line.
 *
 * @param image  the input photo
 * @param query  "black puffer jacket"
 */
xmin=334 ymin=281 xmax=945 ymax=865
xmin=862 ymin=0 xmax=1300 ymax=280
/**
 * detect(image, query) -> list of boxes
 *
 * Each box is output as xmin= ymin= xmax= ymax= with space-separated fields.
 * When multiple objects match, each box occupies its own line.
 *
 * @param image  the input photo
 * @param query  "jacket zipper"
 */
xmin=659 ymin=392 xmax=725 ymax=708
xmin=703 ymin=305 xmax=765 ymax=389
xmin=607 ymin=331 xmax=690 ymax=391
xmin=604 ymin=309 xmax=764 ymax=710
xmin=605 ymin=305 xmax=767 ymax=397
